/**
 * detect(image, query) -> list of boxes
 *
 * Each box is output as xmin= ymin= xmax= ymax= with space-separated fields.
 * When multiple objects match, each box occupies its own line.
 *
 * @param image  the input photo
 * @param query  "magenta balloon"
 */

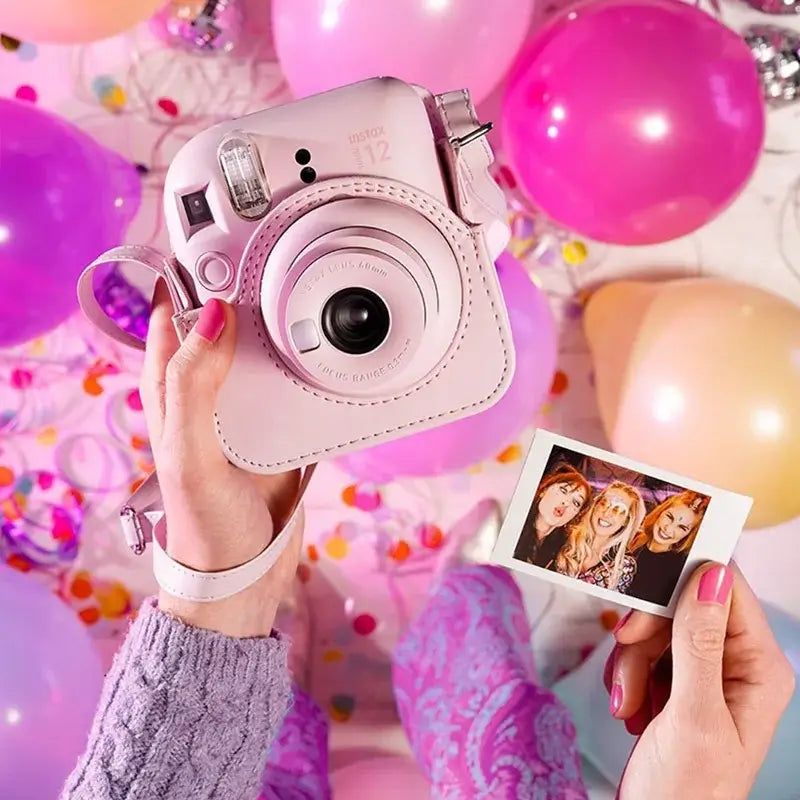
xmin=0 ymin=99 xmax=141 ymax=347
xmin=502 ymin=0 xmax=765 ymax=245
xmin=337 ymin=253 xmax=557 ymax=481
xmin=0 ymin=565 xmax=103 ymax=798
xmin=271 ymin=0 xmax=536 ymax=105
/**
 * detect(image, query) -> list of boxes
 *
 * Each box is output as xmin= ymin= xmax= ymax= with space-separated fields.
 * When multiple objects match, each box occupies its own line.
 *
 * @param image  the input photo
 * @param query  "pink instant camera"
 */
xmin=79 ymin=77 xmax=515 ymax=474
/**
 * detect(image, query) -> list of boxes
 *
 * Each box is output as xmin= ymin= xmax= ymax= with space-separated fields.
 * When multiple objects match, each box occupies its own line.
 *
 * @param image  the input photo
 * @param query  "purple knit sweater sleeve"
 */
xmin=60 ymin=598 xmax=292 ymax=800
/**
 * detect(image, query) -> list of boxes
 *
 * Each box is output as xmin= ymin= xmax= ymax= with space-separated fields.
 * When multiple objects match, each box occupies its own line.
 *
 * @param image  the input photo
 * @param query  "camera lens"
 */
xmin=321 ymin=288 xmax=390 ymax=355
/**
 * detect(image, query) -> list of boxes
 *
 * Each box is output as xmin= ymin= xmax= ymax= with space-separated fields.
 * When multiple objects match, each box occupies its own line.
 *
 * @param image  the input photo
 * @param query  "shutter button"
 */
xmin=196 ymin=252 xmax=234 ymax=292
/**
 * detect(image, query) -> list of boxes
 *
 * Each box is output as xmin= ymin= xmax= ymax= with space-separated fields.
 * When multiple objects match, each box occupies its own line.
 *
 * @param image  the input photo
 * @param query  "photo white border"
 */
xmin=490 ymin=429 xmax=753 ymax=618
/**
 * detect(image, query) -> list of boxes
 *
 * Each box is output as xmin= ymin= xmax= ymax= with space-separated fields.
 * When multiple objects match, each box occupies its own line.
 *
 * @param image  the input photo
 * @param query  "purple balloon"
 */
xmin=338 ymin=253 xmax=557 ymax=480
xmin=502 ymin=0 xmax=765 ymax=246
xmin=0 ymin=99 xmax=141 ymax=347
xmin=0 ymin=565 xmax=102 ymax=798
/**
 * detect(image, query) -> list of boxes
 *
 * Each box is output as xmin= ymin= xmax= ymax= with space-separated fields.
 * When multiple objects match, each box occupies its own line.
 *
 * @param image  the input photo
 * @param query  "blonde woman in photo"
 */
xmin=553 ymin=481 xmax=646 ymax=593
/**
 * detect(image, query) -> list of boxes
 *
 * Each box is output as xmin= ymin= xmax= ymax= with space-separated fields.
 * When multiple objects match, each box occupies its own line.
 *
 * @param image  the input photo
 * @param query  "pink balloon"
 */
xmin=337 ymin=253 xmax=557 ymax=481
xmin=330 ymin=756 xmax=430 ymax=799
xmin=502 ymin=0 xmax=765 ymax=245
xmin=271 ymin=0 xmax=536 ymax=104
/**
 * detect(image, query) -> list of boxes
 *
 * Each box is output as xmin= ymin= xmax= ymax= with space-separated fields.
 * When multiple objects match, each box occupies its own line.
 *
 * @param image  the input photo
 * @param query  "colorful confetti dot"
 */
xmin=562 ymin=240 xmax=588 ymax=266
xmin=10 ymin=369 xmax=33 ymax=389
xmin=83 ymin=375 xmax=104 ymax=396
xmin=354 ymin=486 xmax=381 ymax=511
xmin=296 ymin=563 xmax=312 ymax=584
xmin=329 ymin=694 xmax=355 ymax=722
xmin=419 ymin=524 xmax=444 ymax=549
xmin=130 ymin=477 xmax=145 ymax=494
xmin=126 ymin=389 xmax=143 ymax=411
xmin=341 ymin=485 xmax=357 ymax=506
xmin=496 ymin=443 xmax=522 ymax=463
xmin=389 ymin=539 xmax=411 ymax=561
xmin=35 ymin=427 xmax=57 ymax=446
xmin=0 ymin=34 xmax=21 ymax=51
xmin=96 ymin=583 xmax=132 ymax=618
xmin=70 ymin=573 xmax=94 ymax=600
xmin=157 ymin=97 xmax=179 ymax=117
xmin=0 ymin=466 xmax=14 ymax=487
xmin=130 ymin=435 xmax=149 ymax=451
xmin=14 ymin=85 xmax=36 ymax=102
xmin=353 ymin=613 xmax=377 ymax=636
xmin=550 ymin=370 xmax=569 ymax=396
xmin=306 ymin=544 xmax=319 ymax=562
xmin=79 ymin=607 xmax=101 ymax=625
xmin=324 ymin=535 xmax=349 ymax=560
xmin=99 ymin=85 xmax=127 ymax=113
xmin=6 ymin=553 xmax=32 ymax=572
xmin=322 ymin=649 xmax=345 ymax=663
xmin=17 ymin=42 xmax=37 ymax=61
xmin=600 ymin=609 xmax=620 ymax=631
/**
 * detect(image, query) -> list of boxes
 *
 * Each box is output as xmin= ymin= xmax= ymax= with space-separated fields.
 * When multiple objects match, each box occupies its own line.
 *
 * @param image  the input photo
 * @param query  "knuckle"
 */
xmin=772 ymin=654 xmax=797 ymax=703
xmin=685 ymin=625 xmax=726 ymax=661
xmin=164 ymin=350 xmax=196 ymax=392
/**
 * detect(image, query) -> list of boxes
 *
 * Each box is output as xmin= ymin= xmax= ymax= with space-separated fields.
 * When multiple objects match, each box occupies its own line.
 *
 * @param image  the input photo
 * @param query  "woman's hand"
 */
xmin=606 ymin=562 xmax=795 ymax=799
xmin=139 ymin=283 xmax=303 ymax=638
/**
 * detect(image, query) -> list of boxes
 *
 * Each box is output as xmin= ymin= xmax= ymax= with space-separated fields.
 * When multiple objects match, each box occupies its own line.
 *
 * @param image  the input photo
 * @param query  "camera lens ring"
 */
xmin=321 ymin=287 xmax=390 ymax=355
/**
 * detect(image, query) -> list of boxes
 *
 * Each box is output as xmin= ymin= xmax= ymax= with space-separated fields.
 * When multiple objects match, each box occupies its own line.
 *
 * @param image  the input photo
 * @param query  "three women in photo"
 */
xmin=514 ymin=463 xmax=710 ymax=604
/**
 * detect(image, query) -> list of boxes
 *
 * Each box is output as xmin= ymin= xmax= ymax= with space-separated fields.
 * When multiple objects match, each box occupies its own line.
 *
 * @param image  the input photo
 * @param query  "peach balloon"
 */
xmin=0 ymin=0 xmax=163 ymax=44
xmin=584 ymin=278 xmax=800 ymax=529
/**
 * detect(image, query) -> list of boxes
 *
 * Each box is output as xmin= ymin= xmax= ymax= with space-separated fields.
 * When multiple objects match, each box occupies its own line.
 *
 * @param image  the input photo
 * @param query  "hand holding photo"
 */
xmin=491 ymin=430 xmax=753 ymax=616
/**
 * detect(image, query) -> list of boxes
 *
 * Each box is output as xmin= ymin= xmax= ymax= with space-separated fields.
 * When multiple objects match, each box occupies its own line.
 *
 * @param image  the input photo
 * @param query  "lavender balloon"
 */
xmin=0 ymin=565 xmax=103 ymax=798
xmin=338 ymin=253 xmax=558 ymax=480
xmin=0 ymin=99 xmax=141 ymax=347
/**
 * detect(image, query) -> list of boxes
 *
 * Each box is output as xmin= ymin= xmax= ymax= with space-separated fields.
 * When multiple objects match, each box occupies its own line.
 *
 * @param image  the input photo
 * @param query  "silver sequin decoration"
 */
xmin=744 ymin=25 xmax=800 ymax=105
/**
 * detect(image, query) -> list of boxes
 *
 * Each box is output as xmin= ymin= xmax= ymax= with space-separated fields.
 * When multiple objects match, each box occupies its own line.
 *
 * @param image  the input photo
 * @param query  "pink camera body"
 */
xmin=80 ymin=78 xmax=515 ymax=473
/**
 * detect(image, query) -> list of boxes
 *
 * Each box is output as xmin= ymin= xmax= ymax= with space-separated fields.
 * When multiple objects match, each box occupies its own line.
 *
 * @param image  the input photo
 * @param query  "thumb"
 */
xmin=163 ymin=299 xmax=236 ymax=462
xmin=670 ymin=562 xmax=734 ymax=708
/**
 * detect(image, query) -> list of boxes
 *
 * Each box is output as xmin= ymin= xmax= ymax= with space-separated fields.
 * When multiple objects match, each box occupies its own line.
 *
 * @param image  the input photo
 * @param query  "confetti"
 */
xmin=600 ymin=609 xmax=621 ymax=631
xmin=324 ymin=535 xmax=349 ymax=560
xmin=550 ymin=370 xmax=569 ymax=396
xmin=496 ymin=443 xmax=522 ymax=463
xmin=296 ymin=563 xmax=312 ymax=583
xmin=307 ymin=544 xmax=319 ymax=562
xmin=353 ymin=613 xmax=377 ymax=636
xmin=14 ymin=85 xmax=37 ymax=102
xmin=322 ymin=649 xmax=345 ymax=663
xmin=389 ymin=539 xmax=411 ymax=561
xmin=0 ymin=466 xmax=14 ymax=487
xmin=329 ymin=694 xmax=355 ymax=722
xmin=419 ymin=524 xmax=444 ymax=549
xmin=157 ymin=97 xmax=179 ymax=117
xmin=0 ymin=34 xmax=21 ymax=51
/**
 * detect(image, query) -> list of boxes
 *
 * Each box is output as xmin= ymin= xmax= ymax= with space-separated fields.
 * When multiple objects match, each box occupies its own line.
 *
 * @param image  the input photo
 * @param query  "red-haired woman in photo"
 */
xmin=627 ymin=490 xmax=710 ymax=605
xmin=513 ymin=465 xmax=592 ymax=568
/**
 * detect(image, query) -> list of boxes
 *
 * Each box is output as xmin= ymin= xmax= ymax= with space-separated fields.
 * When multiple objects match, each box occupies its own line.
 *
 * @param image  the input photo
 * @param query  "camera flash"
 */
xmin=218 ymin=133 xmax=271 ymax=220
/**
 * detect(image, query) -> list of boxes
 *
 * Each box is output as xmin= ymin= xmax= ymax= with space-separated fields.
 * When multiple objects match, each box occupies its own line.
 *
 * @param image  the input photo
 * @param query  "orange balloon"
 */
xmin=0 ymin=0 xmax=163 ymax=44
xmin=584 ymin=278 xmax=800 ymax=529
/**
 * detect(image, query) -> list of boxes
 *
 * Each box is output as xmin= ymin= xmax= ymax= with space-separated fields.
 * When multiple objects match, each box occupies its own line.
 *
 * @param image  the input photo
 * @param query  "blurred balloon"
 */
xmin=502 ymin=0 xmax=765 ymax=245
xmin=271 ymin=0 xmax=536 ymax=104
xmin=0 ymin=0 xmax=163 ymax=43
xmin=0 ymin=565 xmax=103 ymax=799
xmin=338 ymin=252 xmax=557 ymax=481
xmin=0 ymin=99 xmax=141 ymax=348
xmin=150 ymin=0 xmax=244 ymax=54
xmin=584 ymin=278 xmax=800 ymax=529
xmin=554 ymin=604 xmax=800 ymax=800
xmin=330 ymin=756 xmax=430 ymax=799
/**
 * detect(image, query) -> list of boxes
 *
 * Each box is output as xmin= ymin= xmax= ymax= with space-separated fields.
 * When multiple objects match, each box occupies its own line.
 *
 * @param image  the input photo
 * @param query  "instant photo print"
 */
xmin=491 ymin=430 xmax=753 ymax=617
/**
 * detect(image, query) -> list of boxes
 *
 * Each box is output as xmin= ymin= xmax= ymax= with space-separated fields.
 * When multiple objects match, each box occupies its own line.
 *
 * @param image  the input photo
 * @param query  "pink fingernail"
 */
xmin=195 ymin=299 xmax=225 ymax=342
xmin=613 ymin=610 xmax=632 ymax=635
xmin=697 ymin=564 xmax=733 ymax=605
xmin=610 ymin=683 xmax=623 ymax=717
